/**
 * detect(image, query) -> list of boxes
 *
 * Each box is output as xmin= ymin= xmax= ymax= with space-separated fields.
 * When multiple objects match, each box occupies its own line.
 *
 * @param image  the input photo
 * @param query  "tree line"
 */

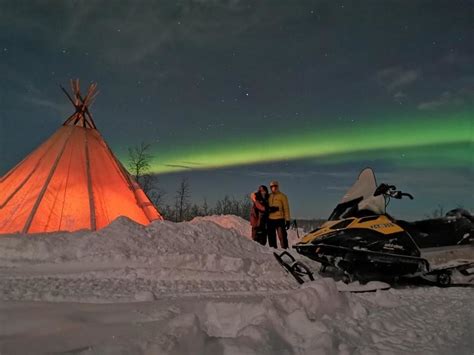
xmin=127 ymin=143 xmax=252 ymax=222
xmin=153 ymin=176 xmax=254 ymax=222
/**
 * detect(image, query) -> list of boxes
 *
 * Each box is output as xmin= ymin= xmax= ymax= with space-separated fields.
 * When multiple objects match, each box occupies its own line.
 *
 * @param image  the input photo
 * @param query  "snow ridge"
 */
xmin=1 ymin=215 xmax=472 ymax=354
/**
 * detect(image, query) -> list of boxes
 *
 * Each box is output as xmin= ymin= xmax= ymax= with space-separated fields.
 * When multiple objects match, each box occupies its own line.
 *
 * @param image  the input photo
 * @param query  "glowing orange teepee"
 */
xmin=0 ymin=80 xmax=162 ymax=234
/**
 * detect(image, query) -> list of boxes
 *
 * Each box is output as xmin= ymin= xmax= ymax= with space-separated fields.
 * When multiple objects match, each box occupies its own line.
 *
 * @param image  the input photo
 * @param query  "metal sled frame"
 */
xmin=273 ymin=251 xmax=315 ymax=284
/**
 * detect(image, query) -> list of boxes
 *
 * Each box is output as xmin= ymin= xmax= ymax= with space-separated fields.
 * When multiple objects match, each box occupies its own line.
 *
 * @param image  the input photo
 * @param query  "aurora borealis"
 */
xmin=149 ymin=110 xmax=472 ymax=173
xmin=0 ymin=1 xmax=472 ymax=219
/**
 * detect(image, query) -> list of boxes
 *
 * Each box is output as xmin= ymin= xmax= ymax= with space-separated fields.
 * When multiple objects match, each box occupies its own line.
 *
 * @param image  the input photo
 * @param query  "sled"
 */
xmin=273 ymin=251 xmax=314 ymax=284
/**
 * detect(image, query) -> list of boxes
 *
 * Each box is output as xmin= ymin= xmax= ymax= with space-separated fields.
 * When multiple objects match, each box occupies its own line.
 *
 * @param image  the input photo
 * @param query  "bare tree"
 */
xmin=190 ymin=203 xmax=201 ymax=218
xmin=160 ymin=191 xmax=254 ymax=221
xmin=139 ymin=173 xmax=154 ymax=195
xmin=148 ymin=184 xmax=166 ymax=208
xmin=127 ymin=142 xmax=152 ymax=187
xmin=175 ymin=177 xmax=191 ymax=222
xmin=159 ymin=204 xmax=174 ymax=220
xmin=239 ymin=195 xmax=252 ymax=221
xmin=202 ymin=198 xmax=210 ymax=216
xmin=212 ymin=195 xmax=251 ymax=219
xmin=221 ymin=196 xmax=233 ymax=214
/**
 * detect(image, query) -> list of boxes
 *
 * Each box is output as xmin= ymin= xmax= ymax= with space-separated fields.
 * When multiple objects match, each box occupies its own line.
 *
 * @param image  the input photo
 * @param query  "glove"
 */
xmin=269 ymin=206 xmax=279 ymax=213
xmin=285 ymin=221 xmax=291 ymax=230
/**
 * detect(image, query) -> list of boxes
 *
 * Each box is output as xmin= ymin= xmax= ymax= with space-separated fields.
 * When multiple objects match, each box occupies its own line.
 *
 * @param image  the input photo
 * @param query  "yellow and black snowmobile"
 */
xmin=275 ymin=168 xmax=473 ymax=286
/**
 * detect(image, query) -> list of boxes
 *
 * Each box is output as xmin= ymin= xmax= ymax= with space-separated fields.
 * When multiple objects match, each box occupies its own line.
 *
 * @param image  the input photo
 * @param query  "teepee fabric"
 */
xmin=0 ymin=80 xmax=162 ymax=234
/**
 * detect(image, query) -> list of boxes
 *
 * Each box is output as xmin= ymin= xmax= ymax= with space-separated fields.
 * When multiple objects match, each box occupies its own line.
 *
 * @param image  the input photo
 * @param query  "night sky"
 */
xmin=0 ymin=1 xmax=472 ymax=219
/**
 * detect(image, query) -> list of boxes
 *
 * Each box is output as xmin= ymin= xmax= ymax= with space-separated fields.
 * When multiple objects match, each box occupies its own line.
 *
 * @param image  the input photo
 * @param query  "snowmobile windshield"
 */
xmin=328 ymin=198 xmax=362 ymax=221
xmin=340 ymin=168 xmax=386 ymax=216
xmin=328 ymin=197 xmax=379 ymax=220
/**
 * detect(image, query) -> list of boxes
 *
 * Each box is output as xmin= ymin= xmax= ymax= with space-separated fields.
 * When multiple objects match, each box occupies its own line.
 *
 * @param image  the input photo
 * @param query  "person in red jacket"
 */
xmin=250 ymin=185 xmax=270 ymax=245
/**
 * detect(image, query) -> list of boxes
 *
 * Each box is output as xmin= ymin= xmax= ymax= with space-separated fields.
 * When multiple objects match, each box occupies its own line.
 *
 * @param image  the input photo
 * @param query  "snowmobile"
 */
xmin=275 ymin=168 xmax=473 ymax=287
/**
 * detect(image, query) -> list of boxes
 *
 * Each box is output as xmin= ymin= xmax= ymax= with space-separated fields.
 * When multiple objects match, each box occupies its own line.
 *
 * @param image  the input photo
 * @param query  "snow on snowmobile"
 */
xmin=275 ymin=168 xmax=473 ymax=287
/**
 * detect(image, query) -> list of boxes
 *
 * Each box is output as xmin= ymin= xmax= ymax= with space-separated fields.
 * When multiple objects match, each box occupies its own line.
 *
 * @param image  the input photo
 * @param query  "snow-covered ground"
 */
xmin=0 ymin=216 xmax=473 ymax=354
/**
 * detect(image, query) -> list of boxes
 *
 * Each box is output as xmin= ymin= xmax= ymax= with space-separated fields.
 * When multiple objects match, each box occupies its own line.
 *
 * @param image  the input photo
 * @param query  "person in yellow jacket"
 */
xmin=268 ymin=180 xmax=291 ymax=249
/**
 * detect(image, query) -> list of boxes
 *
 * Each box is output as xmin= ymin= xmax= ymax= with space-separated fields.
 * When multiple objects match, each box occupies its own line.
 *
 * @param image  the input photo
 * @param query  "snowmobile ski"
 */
xmin=274 ymin=250 xmax=392 ymax=291
xmin=419 ymin=260 xmax=474 ymax=286
xmin=273 ymin=251 xmax=314 ymax=284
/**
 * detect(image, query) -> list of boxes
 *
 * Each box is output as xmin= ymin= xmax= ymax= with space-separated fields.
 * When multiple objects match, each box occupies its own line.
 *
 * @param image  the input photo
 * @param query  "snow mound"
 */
xmin=0 ymin=278 xmax=354 ymax=355
xmin=1 ymin=216 xmax=473 ymax=354
xmin=195 ymin=215 xmax=252 ymax=238
xmin=195 ymin=214 xmax=303 ymax=246
xmin=193 ymin=278 xmax=347 ymax=353
xmin=0 ymin=216 xmax=306 ymax=302
xmin=0 ymin=216 xmax=265 ymax=264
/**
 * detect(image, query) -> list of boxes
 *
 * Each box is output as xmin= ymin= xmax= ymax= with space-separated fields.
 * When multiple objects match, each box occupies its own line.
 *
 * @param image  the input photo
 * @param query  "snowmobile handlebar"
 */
xmin=374 ymin=183 xmax=414 ymax=200
xmin=391 ymin=191 xmax=414 ymax=200
xmin=400 ymin=192 xmax=414 ymax=200
xmin=374 ymin=183 xmax=396 ymax=196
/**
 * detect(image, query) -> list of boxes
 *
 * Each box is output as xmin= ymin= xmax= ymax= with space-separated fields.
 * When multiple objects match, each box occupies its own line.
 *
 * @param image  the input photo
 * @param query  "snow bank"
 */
xmin=0 ymin=215 xmax=354 ymax=353
xmin=193 ymin=278 xmax=347 ymax=354
xmin=1 ymin=215 xmax=473 ymax=354
xmin=195 ymin=215 xmax=252 ymax=238
xmin=196 ymin=214 xmax=303 ymax=246
xmin=0 ymin=278 xmax=354 ymax=355
xmin=0 ymin=216 xmax=266 ymax=265
xmin=0 ymin=215 xmax=311 ymax=302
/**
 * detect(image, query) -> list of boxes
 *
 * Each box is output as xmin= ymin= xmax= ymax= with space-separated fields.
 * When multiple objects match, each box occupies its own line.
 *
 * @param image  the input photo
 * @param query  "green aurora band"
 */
xmin=145 ymin=111 xmax=473 ymax=174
